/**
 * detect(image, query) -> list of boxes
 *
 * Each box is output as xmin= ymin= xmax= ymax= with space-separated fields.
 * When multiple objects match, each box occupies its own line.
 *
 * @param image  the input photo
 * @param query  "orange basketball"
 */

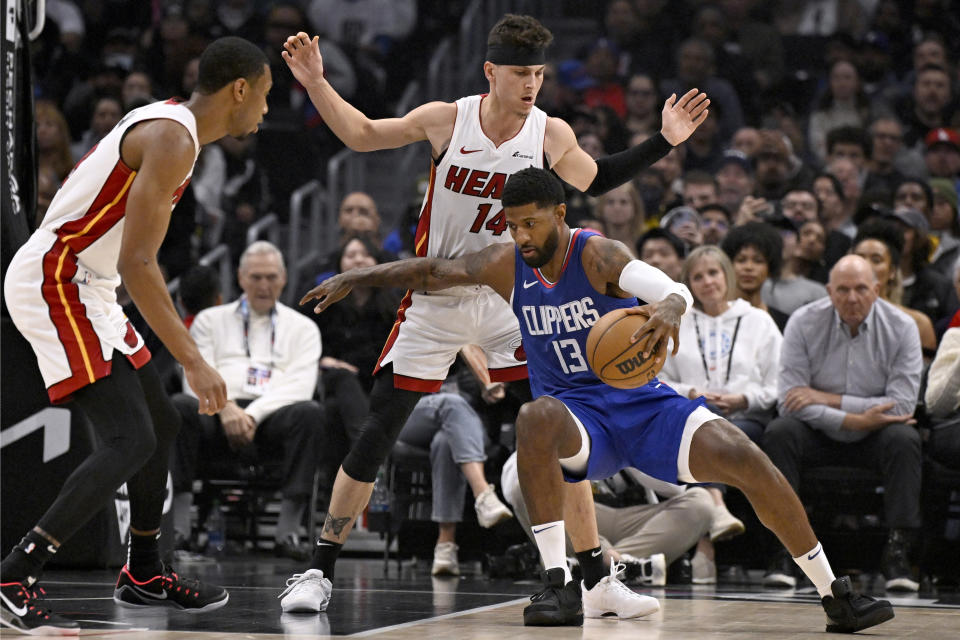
xmin=586 ymin=308 xmax=667 ymax=389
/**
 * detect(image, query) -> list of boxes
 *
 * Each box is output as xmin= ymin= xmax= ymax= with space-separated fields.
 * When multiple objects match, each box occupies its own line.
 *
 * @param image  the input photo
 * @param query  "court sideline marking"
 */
xmin=346 ymin=597 xmax=528 ymax=637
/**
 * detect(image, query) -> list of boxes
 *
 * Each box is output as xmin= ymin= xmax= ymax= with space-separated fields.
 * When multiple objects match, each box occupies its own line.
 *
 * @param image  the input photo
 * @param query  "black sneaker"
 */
xmin=821 ymin=576 xmax=894 ymax=633
xmin=113 ymin=564 xmax=229 ymax=612
xmin=523 ymin=568 xmax=583 ymax=626
xmin=1 ymin=581 xmax=79 ymax=636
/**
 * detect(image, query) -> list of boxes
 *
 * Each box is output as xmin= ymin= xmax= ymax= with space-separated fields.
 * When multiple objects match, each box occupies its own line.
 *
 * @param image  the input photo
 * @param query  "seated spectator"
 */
xmin=807 ymin=62 xmax=872 ymax=163
xmin=895 ymin=64 xmax=954 ymax=151
xmin=35 ymin=100 xmax=75 ymax=181
xmin=792 ymin=220 xmax=830 ymax=284
xmin=886 ymin=205 xmax=957 ymax=324
xmin=71 ymin=95 xmax=123 ymax=160
xmin=754 ymin=130 xmax=808 ymax=201
xmin=715 ymin=150 xmax=754 ymax=214
xmin=721 ymin=222 xmax=790 ymax=330
xmin=580 ymin=39 xmax=627 ymax=118
xmin=659 ymin=246 xmax=783 ymax=582
xmin=501 ymin=451 xmax=714 ymax=585
xmin=682 ymin=171 xmax=719 ymax=210
xmin=682 ymin=99 xmax=725 ymax=172
xmin=698 ymin=203 xmax=732 ymax=247
xmin=592 ymin=183 xmax=645 ymax=256
xmin=305 ymin=235 xmax=402 ymax=477
xmin=763 ymin=216 xmax=829 ymax=315
xmin=171 ymin=242 xmax=323 ymax=560
xmin=762 ymin=256 xmax=922 ymax=592
xmin=121 ymin=70 xmax=155 ymax=111
xmin=853 ymin=219 xmax=938 ymax=358
xmin=826 ymin=157 xmax=862 ymax=235
xmin=660 ymin=205 xmax=703 ymax=253
xmin=925 ymin=325 xmax=960 ymax=470
xmin=825 ymin=127 xmax=871 ymax=185
xmin=397 ymin=391 xmax=514 ymax=576
xmin=927 ymin=178 xmax=960 ymax=278
xmin=924 ymin=127 xmax=960 ymax=181
xmin=731 ymin=127 xmax=761 ymax=157
xmin=865 ymin=117 xmax=909 ymax=194
xmin=636 ymin=228 xmax=685 ymax=282
xmin=812 ymin=172 xmax=854 ymax=264
xmin=177 ymin=264 xmax=222 ymax=329
xmin=623 ymin=72 xmax=660 ymax=138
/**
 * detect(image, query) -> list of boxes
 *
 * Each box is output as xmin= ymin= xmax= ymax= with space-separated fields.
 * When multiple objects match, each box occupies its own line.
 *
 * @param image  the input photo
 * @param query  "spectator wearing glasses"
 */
xmin=866 ymin=117 xmax=909 ymax=193
xmin=623 ymin=72 xmax=661 ymax=138
xmin=699 ymin=203 xmax=732 ymax=247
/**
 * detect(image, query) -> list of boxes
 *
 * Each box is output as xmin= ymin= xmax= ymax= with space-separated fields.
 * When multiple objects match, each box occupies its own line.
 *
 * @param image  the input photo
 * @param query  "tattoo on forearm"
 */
xmin=322 ymin=514 xmax=352 ymax=537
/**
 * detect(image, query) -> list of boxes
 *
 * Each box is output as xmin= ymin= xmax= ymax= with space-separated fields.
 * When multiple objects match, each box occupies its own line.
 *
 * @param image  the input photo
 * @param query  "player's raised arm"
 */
xmin=548 ymin=89 xmax=709 ymax=193
xmin=282 ymin=32 xmax=455 ymax=153
xmin=582 ymin=235 xmax=693 ymax=356
xmin=300 ymin=242 xmax=516 ymax=313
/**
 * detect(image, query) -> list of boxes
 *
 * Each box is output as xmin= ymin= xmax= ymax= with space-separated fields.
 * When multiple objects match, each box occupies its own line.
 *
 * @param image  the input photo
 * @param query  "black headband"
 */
xmin=486 ymin=43 xmax=546 ymax=66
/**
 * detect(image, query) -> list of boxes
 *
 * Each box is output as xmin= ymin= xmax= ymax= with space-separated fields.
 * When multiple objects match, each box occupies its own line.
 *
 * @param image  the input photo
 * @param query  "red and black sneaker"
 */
xmin=113 ymin=564 xmax=229 ymax=613
xmin=0 ymin=581 xmax=80 ymax=636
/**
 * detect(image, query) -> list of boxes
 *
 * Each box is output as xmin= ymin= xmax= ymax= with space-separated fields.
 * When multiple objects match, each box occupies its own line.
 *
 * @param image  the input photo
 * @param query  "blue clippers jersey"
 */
xmin=512 ymin=229 xmax=637 ymax=398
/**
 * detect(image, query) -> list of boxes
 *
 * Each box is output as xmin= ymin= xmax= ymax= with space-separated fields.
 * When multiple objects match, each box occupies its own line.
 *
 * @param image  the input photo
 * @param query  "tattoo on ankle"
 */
xmin=322 ymin=515 xmax=352 ymax=538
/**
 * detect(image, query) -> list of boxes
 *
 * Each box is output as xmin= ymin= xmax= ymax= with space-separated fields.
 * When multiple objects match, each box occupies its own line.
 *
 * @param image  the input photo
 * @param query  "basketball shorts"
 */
xmin=550 ymin=380 xmax=719 ymax=485
xmin=374 ymin=285 xmax=527 ymax=392
xmin=4 ymin=230 xmax=150 ymax=403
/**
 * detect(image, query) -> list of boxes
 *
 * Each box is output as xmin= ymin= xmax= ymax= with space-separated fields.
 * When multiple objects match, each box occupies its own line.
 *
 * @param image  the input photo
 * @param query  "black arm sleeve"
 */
xmin=584 ymin=132 xmax=673 ymax=197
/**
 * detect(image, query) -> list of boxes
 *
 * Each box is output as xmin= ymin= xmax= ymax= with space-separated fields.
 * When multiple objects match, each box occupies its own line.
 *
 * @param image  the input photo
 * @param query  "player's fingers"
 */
xmin=643 ymin=325 xmax=667 ymax=358
xmin=686 ymin=93 xmax=709 ymax=112
xmin=299 ymin=286 xmax=325 ymax=306
xmin=670 ymin=327 xmax=680 ymax=356
xmin=663 ymin=93 xmax=677 ymax=109
xmin=690 ymin=97 xmax=710 ymax=117
xmin=691 ymin=110 xmax=709 ymax=127
xmin=676 ymin=88 xmax=698 ymax=109
xmin=629 ymin=317 xmax=656 ymax=343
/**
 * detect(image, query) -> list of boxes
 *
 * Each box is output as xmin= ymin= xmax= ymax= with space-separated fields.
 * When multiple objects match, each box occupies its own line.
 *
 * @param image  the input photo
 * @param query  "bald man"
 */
xmin=762 ymin=255 xmax=923 ymax=592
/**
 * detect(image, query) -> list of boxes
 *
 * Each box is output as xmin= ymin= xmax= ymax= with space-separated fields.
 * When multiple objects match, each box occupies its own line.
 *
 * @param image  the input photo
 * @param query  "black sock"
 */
xmin=0 ymin=531 xmax=58 ymax=586
xmin=576 ymin=547 xmax=605 ymax=590
xmin=127 ymin=532 xmax=163 ymax=581
xmin=311 ymin=540 xmax=343 ymax=580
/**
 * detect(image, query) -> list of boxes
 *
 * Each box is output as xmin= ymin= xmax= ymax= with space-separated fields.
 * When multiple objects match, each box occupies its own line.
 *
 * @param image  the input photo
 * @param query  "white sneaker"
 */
xmin=279 ymin=569 xmax=332 ymax=612
xmin=691 ymin=552 xmax=716 ymax=585
xmin=619 ymin=553 xmax=666 ymax=586
xmin=431 ymin=542 xmax=460 ymax=576
xmin=709 ymin=504 xmax=745 ymax=542
xmin=474 ymin=484 xmax=513 ymax=528
xmin=582 ymin=563 xmax=660 ymax=619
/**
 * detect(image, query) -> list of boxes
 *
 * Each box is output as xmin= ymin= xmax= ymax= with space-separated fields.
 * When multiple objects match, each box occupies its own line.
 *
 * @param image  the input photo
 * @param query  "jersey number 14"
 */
xmin=469 ymin=203 xmax=507 ymax=236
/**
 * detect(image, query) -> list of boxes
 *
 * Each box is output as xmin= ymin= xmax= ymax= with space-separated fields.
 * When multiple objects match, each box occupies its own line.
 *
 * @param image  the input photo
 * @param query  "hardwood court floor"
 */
xmin=2 ymin=557 xmax=957 ymax=638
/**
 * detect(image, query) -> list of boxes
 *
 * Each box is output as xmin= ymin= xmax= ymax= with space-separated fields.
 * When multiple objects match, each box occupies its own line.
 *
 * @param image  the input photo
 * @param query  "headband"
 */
xmin=486 ymin=43 xmax=546 ymax=66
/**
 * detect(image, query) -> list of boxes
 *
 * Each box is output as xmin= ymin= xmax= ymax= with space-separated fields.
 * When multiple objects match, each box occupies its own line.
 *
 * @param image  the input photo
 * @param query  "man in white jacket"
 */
xmin=171 ymin=241 xmax=324 ymax=559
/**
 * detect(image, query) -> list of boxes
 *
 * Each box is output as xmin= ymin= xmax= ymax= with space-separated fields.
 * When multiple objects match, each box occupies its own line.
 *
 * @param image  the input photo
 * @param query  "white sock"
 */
xmin=793 ymin=542 xmax=836 ymax=598
xmin=532 ymin=520 xmax=571 ymax=583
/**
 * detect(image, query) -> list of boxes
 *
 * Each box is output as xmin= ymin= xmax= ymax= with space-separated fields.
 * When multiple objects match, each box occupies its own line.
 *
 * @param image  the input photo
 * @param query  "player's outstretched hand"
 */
xmin=282 ymin=32 xmax=325 ymax=90
xmin=184 ymin=360 xmax=227 ymax=415
xmin=300 ymin=274 xmax=354 ymax=313
xmin=660 ymin=89 xmax=710 ymax=146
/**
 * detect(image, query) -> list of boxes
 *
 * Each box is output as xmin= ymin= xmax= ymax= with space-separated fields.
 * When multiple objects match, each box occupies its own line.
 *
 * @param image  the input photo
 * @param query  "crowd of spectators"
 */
xmin=26 ymin=1 xmax=960 ymax=588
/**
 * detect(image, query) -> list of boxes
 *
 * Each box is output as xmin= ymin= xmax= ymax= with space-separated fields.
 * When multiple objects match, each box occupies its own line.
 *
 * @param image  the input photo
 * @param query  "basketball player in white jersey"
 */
xmin=1 ymin=37 xmax=270 ymax=635
xmin=277 ymin=15 xmax=708 ymax=614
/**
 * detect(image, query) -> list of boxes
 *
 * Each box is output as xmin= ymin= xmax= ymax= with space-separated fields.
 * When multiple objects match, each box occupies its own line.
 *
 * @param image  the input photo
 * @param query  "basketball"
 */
xmin=586 ymin=308 xmax=667 ymax=389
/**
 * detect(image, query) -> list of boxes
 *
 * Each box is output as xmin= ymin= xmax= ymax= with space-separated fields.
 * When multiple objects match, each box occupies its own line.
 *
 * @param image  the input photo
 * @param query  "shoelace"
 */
xmin=278 ymin=572 xmax=325 ymax=599
xmin=159 ymin=566 xmax=201 ymax=597
xmin=604 ymin=563 xmax=638 ymax=597
xmin=12 ymin=585 xmax=53 ymax=620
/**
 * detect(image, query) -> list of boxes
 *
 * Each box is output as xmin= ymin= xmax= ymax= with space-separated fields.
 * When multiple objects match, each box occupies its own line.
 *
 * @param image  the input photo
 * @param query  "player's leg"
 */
xmin=112 ymin=360 xmax=229 ymax=612
xmin=1 ymin=355 xmax=157 ymax=635
xmin=687 ymin=417 xmax=894 ymax=633
xmin=279 ymin=365 xmax=424 ymax=613
xmin=516 ymin=397 xmax=659 ymax=625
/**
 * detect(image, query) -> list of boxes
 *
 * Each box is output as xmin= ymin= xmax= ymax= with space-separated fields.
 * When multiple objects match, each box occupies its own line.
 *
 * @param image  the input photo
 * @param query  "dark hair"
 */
xmin=502 ymin=167 xmax=565 ymax=209
xmin=894 ymin=177 xmax=934 ymax=211
xmin=179 ymin=265 xmax=221 ymax=315
xmin=816 ymin=59 xmax=870 ymax=116
xmin=487 ymin=14 xmax=553 ymax=50
xmin=333 ymin=234 xmax=384 ymax=274
xmin=721 ymin=221 xmax=783 ymax=279
xmin=684 ymin=170 xmax=719 ymax=189
xmin=196 ymin=36 xmax=268 ymax=94
xmin=698 ymin=202 xmax=732 ymax=222
xmin=826 ymin=125 xmax=872 ymax=159
xmin=854 ymin=218 xmax=903 ymax=267
xmin=636 ymin=227 xmax=686 ymax=259
xmin=813 ymin=172 xmax=846 ymax=202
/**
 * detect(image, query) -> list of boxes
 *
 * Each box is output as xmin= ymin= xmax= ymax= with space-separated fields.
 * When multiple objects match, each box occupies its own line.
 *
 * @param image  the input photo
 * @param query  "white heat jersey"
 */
xmin=39 ymin=99 xmax=199 ymax=286
xmin=3 ymin=100 xmax=198 ymax=402
xmin=414 ymin=94 xmax=546 ymax=261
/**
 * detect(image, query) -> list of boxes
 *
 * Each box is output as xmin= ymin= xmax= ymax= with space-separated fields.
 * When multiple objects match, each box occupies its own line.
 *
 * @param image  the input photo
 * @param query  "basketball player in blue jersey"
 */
xmin=302 ymin=168 xmax=895 ymax=633
xmin=279 ymin=14 xmax=709 ymax=614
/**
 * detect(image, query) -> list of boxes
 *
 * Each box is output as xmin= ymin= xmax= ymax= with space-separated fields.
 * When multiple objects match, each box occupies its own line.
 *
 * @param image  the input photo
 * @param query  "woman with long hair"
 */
xmin=35 ymin=100 xmax=75 ymax=181
xmin=808 ymin=59 xmax=871 ymax=162
xmin=592 ymin=182 xmax=646 ymax=255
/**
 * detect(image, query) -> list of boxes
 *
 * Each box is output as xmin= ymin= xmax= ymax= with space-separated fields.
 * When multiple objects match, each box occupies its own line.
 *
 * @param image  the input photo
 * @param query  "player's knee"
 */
xmin=125 ymin=427 xmax=157 ymax=466
xmin=693 ymin=419 xmax=761 ymax=485
xmin=516 ymin=398 xmax=563 ymax=447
